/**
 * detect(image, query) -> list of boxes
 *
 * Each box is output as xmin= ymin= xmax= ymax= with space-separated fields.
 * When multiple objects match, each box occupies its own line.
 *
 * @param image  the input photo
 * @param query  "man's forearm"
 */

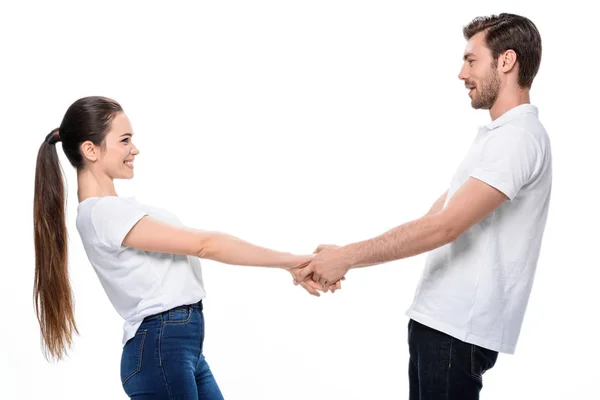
xmin=343 ymin=214 xmax=455 ymax=268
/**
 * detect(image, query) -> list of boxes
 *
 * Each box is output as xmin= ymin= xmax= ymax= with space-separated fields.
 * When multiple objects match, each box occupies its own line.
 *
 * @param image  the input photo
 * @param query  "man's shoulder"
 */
xmin=492 ymin=116 xmax=550 ymax=148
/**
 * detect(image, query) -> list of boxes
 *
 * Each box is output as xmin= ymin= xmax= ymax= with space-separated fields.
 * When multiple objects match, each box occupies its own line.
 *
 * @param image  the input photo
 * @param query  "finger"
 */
xmin=297 ymin=264 xmax=315 ymax=282
xmin=332 ymin=280 xmax=341 ymax=293
xmin=300 ymin=281 xmax=320 ymax=297
xmin=312 ymin=271 xmax=323 ymax=286
xmin=319 ymin=277 xmax=330 ymax=291
xmin=288 ymin=269 xmax=300 ymax=285
xmin=301 ymin=282 xmax=318 ymax=296
xmin=293 ymin=258 xmax=312 ymax=269
xmin=301 ymin=282 xmax=319 ymax=296
xmin=306 ymin=279 xmax=325 ymax=292
xmin=286 ymin=269 xmax=299 ymax=285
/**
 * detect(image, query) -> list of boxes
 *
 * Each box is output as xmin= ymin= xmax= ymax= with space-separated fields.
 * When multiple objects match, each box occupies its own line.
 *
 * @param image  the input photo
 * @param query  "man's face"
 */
xmin=458 ymin=31 xmax=501 ymax=110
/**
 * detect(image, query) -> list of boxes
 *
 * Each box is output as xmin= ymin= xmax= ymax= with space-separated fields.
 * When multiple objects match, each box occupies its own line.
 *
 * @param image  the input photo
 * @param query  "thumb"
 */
xmin=287 ymin=268 xmax=300 ymax=285
xmin=296 ymin=263 xmax=315 ymax=282
xmin=314 ymin=244 xmax=332 ymax=254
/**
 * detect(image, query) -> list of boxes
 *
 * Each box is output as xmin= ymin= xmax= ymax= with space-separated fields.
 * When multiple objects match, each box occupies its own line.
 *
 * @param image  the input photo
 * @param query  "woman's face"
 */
xmin=96 ymin=112 xmax=139 ymax=180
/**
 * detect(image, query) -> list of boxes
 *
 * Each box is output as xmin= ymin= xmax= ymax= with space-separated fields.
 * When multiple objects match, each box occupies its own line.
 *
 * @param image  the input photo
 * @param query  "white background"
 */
xmin=1 ymin=1 xmax=598 ymax=399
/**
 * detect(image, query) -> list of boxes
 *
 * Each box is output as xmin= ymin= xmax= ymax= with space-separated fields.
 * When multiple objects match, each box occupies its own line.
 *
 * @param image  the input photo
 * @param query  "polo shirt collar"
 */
xmin=482 ymin=103 xmax=538 ymax=131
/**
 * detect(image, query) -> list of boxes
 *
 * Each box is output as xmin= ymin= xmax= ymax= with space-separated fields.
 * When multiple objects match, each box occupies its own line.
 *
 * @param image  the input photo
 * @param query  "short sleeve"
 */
xmin=90 ymin=197 xmax=148 ymax=250
xmin=470 ymin=128 xmax=541 ymax=201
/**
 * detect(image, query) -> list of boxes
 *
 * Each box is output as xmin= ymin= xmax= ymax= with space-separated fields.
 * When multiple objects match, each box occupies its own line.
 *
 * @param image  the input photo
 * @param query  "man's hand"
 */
xmin=288 ymin=245 xmax=345 ymax=295
xmin=286 ymin=268 xmax=326 ymax=296
xmin=293 ymin=244 xmax=351 ymax=291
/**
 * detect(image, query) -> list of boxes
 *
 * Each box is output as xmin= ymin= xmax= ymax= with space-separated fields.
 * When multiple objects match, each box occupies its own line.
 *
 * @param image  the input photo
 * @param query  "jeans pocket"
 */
xmin=164 ymin=305 xmax=192 ymax=324
xmin=121 ymin=329 xmax=147 ymax=384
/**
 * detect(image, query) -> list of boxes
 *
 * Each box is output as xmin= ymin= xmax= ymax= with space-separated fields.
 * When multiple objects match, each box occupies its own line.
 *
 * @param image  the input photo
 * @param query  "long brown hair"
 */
xmin=33 ymin=96 xmax=122 ymax=360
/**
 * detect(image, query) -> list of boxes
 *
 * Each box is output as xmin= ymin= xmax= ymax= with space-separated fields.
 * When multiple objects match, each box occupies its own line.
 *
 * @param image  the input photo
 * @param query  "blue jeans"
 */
xmin=408 ymin=319 xmax=498 ymax=400
xmin=120 ymin=301 xmax=224 ymax=399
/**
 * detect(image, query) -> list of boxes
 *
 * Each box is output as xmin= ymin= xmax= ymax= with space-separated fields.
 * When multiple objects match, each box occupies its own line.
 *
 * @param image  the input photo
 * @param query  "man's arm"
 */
xmin=344 ymin=178 xmax=507 ymax=267
xmin=294 ymin=179 xmax=507 ymax=286
xmin=351 ymin=190 xmax=449 ymax=269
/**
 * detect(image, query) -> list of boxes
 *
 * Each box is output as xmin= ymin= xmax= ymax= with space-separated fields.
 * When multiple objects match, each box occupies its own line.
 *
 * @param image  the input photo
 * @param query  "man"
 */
xmin=293 ymin=13 xmax=552 ymax=399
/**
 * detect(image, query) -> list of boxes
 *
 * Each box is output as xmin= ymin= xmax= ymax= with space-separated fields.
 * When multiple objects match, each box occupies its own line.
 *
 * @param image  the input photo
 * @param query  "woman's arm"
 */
xmin=123 ymin=216 xmax=308 ymax=268
xmin=122 ymin=216 xmax=329 ymax=295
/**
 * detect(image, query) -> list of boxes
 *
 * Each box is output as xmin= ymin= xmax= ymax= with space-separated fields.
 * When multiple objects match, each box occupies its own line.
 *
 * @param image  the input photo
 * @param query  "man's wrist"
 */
xmin=341 ymin=243 xmax=362 ymax=269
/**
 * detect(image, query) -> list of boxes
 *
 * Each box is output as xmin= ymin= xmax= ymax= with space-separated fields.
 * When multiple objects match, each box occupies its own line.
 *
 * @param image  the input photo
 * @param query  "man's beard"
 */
xmin=471 ymin=68 xmax=500 ymax=109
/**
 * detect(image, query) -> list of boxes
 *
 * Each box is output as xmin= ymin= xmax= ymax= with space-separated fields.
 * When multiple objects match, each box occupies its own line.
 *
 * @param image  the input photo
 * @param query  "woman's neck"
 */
xmin=76 ymin=168 xmax=118 ymax=202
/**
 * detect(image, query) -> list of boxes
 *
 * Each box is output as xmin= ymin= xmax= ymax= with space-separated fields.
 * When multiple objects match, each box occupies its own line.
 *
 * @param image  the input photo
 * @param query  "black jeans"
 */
xmin=408 ymin=319 xmax=498 ymax=400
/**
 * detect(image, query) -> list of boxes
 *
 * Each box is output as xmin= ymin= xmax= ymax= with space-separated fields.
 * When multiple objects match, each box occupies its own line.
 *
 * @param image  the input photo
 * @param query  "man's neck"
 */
xmin=489 ymin=86 xmax=531 ymax=120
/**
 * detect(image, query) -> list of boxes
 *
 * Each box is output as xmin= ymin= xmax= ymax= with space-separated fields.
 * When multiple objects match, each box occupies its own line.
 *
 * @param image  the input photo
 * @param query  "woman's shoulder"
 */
xmin=77 ymin=196 xmax=181 ymax=227
xmin=78 ymin=195 xmax=136 ymax=210
xmin=76 ymin=196 xmax=139 ymax=226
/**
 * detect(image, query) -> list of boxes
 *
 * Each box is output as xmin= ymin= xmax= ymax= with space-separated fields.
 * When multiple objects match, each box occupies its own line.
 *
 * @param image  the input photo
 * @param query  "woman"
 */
xmin=33 ymin=96 xmax=338 ymax=399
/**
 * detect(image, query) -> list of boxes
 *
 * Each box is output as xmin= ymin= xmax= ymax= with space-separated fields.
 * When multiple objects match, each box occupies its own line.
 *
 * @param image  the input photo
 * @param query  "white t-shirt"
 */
xmin=76 ymin=196 xmax=206 ymax=344
xmin=406 ymin=104 xmax=552 ymax=354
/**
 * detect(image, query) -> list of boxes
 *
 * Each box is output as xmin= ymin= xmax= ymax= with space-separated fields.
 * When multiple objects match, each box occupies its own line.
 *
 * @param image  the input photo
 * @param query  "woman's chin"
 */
xmin=115 ymin=171 xmax=135 ymax=180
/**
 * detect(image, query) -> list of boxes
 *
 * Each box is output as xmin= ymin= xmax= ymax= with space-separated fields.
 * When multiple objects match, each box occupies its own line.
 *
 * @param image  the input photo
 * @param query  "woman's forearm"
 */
xmin=198 ymin=231 xmax=307 ymax=269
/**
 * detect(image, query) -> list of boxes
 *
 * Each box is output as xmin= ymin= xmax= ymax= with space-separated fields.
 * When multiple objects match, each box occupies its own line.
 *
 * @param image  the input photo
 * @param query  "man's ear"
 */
xmin=499 ymin=49 xmax=517 ymax=73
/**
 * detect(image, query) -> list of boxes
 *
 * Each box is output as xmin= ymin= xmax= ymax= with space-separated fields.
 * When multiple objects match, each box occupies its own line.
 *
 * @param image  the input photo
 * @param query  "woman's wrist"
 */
xmin=283 ymin=253 xmax=313 ymax=269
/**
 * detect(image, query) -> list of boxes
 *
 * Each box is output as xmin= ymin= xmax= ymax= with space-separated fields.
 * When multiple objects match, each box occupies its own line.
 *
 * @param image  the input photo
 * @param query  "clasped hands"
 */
xmin=287 ymin=244 xmax=352 ymax=297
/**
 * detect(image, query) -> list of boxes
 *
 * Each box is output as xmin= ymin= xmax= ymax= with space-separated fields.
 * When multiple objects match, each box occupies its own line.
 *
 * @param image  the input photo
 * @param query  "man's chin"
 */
xmin=471 ymin=99 xmax=491 ymax=110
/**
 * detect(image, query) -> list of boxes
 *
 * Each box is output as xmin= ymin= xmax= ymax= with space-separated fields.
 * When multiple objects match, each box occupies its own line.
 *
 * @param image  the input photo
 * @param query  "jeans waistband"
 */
xmin=177 ymin=299 xmax=202 ymax=312
xmin=144 ymin=300 xmax=203 ymax=322
xmin=189 ymin=300 xmax=203 ymax=310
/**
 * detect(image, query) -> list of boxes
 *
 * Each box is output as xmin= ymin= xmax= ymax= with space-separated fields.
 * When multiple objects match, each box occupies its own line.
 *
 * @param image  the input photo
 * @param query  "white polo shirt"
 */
xmin=406 ymin=104 xmax=552 ymax=354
